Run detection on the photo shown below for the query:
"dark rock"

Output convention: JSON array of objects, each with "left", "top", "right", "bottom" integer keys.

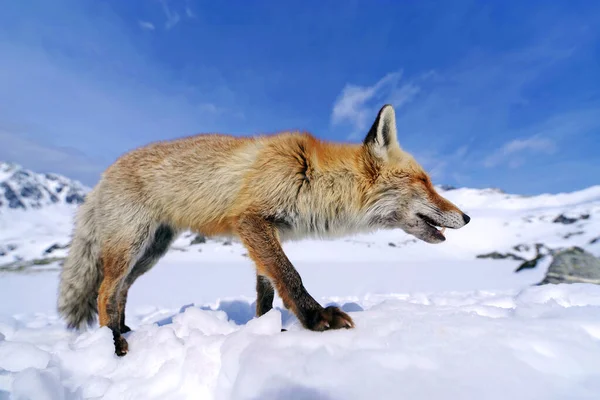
[
  {"left": 43, "top": 187, "right": 59, "bottom": 203},
  {"left": 514, "top": 243, "right": 558, "bottom": 273},
  {"left": 553, "top": 214, "right": 578, "bottom": 224},
  {"left": 44, "top": 243, "right": 70, "bottom": 255},
  {"left": 515, "top": 255, "right": 546, "bottom": 273},
  {"left": 1, "top": 182, "right": 25, "bottom": 209},
  {"left": 65, "top": 189, "right": 85, "bottom": 204},
  {"left": 513, "top": 244, "right": 530, "bottom": 252},
  {"left": 488, "top": 243, "right": 556, "bottom": 272},
  {"left": 476, "top": 252, "right": 525, "bottom": 261},
  {"left": 590, "top": 237, "right": 599, "bottom": 245},
  {"left": 388, "top": 242, "right": 396, "bottom": 247},
  {"left": 190, "top": 234, "right": 207, "bottom": 245},
  {"left": 1, "top": 244, "right": 18, "bottom": 257},
  {"left": 19, "top": 183, "right": 43, "bottom": 200},
  {"left": 563, "top": 231, "right": 584, "bottom": 239},
  {"left": 553, "top": 213, "right": 591, "bottom": 225},
  {"left": 439, "top": 184, "right": 457, "bottom": 191},
  {"left": 537, "top": 247, "right": 600, "bottom": 285},
  {"left": 535, "top": 243, "right": 554, "bottom": 256}
]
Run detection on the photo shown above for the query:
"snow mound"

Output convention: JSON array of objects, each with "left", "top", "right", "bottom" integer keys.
[{"left": 2, "top": 284, "right": 600, "bottom": 399}]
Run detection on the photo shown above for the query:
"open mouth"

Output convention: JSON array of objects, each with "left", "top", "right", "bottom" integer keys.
[{"left": 416, "top": 213, "right": 447, "bottom": 242}]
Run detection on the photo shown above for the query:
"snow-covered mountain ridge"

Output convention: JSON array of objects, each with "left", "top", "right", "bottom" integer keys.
[{"left": 0, "top": 161, "right": 89, "bottom": 211}]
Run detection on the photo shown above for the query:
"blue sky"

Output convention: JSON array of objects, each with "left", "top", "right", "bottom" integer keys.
[{"left": 0, "top": 0, "right": 598, "bottom": 195}]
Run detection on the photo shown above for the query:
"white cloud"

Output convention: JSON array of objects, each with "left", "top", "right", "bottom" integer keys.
[
  {"left": 198, "top": 103, "right": 221, "bottom": 114},
  {"left": 482, "top": 108, "right": 600, "bottom": 170},
  {"left": 139, "top": 21, "right": 155, "bottom": 31},
  {"left": 331, "top": 71, "right": 422, "bottom": 139},
  {"left": 160, "top": 0, "right": 181, "bottom": 30},
  {"left": 484, "top": 136, "right": 557, "bottom": 168},
  {"left": 504, "top": 137, "right": 556, "bottom": 154}
]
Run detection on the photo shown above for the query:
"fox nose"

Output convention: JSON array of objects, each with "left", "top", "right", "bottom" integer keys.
[{"left": 462, "top": 213, "right": 471, "bottom": 225}]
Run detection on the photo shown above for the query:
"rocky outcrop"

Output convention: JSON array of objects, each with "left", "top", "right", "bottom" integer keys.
[
  {"left": 0, "top": 244, "right": 17, "bottom": 257},
  {"left": 537, "top": 247, "right": 600, "bottom": 285},
  {"left": 44, "top": 243, "right": 70, "bottom": 255},
  {"left": 190, "top": 234, "right": 207, "bottom": 245},
  {"left": 553, "top": 213, "right": 590, "bottom": 225},
  {"left": 477, "top": 252, "right": 525, "bottom": 261},
  {"left": 514, "top": 243, "right": 555, "bottom": 272}
]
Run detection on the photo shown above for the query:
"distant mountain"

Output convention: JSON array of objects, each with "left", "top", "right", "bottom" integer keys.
[{"left": 0, "top": 162, "right": 89, "bottom": 211}]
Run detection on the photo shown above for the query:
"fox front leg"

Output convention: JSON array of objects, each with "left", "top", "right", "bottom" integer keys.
[{"left": 236, "top": 214, "right": 354, "bottom": 331}]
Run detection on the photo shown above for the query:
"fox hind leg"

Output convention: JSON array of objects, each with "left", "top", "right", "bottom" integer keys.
[
  {"left": 257, "top": 274, "right": 290, "bottom": 332},
  {"left": 98, "top": 221, "right": 156, "bottom": 356},
  {"left": 98, "top": 246, "right": 135, "bottom": 356},
  {"left": 116, "top": 224, "right": 176, "bottom": 333},
  {"left": 256, "top": 274, "right": 275, "bottom": 317}
]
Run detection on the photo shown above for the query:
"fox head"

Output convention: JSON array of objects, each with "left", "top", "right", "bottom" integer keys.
[{"left": 361, "top": 104, "right": 470, "bottom": 243}]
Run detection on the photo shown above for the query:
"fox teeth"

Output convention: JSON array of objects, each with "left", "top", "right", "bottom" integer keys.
[{"left": 440, "top": 227, "right": 446, "bottom": 235}]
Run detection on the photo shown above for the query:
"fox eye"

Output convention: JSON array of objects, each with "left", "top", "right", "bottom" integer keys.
[{"left": 419, "top": 176, "right": 428, "bottom": 184}]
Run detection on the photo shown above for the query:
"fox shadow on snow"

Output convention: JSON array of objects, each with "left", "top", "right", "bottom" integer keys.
[{"left": 154, "top": 299, "right": 364, "bottom": 329}]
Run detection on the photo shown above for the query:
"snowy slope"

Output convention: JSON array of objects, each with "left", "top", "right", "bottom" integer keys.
[
  {"left": 0, "top": 162, "right": 89, "bottom": 269},
  {"left": 1, "top": 163, "right": 600, "bottom": 399},
  {"left": 2, "top": 285, "right": 600, "bottom": 399}
]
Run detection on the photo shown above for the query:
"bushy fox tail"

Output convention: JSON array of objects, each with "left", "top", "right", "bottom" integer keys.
[{"left": 57, "top": 190, "right": 103, "bottom": 330}]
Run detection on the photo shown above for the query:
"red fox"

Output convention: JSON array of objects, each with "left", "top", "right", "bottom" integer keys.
[{"left": 58, "top": 104, "right": 470, "bottom": 356}]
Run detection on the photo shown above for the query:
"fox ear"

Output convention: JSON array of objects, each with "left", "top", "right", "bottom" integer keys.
[{"left": 363, "top": 104, "right": 399, "bottom": 161}]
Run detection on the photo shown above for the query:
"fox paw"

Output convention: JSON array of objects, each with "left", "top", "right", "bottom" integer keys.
[
  {"left": 120, "top": 324, "right": 132, "bottom": 334},
  {"left": 304, "top": 306, "right": 355, "bottom": 331},
  {"left": 114, "top": 335, "right": 129, "bottom": 357}
]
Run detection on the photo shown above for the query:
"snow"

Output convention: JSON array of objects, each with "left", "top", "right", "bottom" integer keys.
[
  {"left": 1, "top": 178, "right": 600, "bottom": 399},
  {"left": 2, "top": 285, "right": 600, "bottom": 399},
  {"left": 0, "top": 205, "right": 77, "bottom": 266},
  {"left": 0, "top": 342, "right": 51, "bottom": 372}
]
